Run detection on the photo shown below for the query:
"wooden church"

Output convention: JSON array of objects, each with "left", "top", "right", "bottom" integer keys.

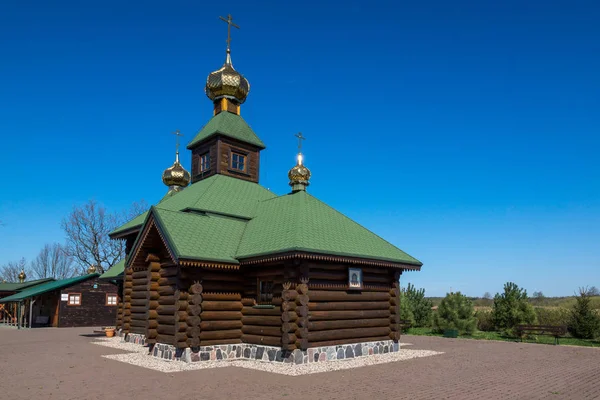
[{"left": 107, "top": 15, "right": 422, "bottom": 363}]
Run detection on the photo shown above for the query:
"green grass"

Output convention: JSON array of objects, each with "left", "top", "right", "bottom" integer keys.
[{"left": 404, "top": 327, "right": 600, "bottom": 347}]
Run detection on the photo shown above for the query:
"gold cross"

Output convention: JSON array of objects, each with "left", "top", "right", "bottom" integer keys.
[
  {"left": 294, "top": 132, "right": 306, "bottom": 152},
  {"left": 172, "top": 129, "right": 183, "bottom": 153},
  {"left": 219, "top": 14, "right": 240, "bottom": 51}
]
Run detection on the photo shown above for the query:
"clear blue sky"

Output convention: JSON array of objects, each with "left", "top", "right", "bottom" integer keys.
[{"left": 0, "top": 0, "right": 598, "bottom": 296}]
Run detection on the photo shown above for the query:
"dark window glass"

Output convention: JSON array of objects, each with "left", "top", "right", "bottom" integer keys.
[
  {"left": 200, "top": 153, "right": 210, "bottom": 172},
  {"left": 258, "top": 280, "right": 274, "bottom": 303},
  {"left": 231, "top": 153, "right": 246, "bottom": 171}
]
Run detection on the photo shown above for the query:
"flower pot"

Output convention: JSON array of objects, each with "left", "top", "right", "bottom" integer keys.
[{"left": 105, "top": 328, "right": 115, "bottom": 337}]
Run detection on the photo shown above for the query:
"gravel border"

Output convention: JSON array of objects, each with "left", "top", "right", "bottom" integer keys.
[{"left": 92, "top": 338, "right": 443, "bottom": 376}]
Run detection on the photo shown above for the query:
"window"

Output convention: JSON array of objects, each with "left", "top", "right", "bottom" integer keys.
[
  {"left": 106, "top": 294, "right": 118, "bottom": 306},
  {"left": 258, "top": 280, "right": 274, "bottom": 303},
  {"left": 199, "top": 152, "right": 210, "bottom": 172},
  {"left": 231, "top": 152, "right": 246, "bottom": 172},
  {"left": 67, "top": 293, "right": 81, "bottom": 306}
]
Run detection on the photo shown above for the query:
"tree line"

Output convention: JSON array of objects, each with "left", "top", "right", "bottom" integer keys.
[{"left": 0, "top": 199, "right": 146, "bottom": 282}]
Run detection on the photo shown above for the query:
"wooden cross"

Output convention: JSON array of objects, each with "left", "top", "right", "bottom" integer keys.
[
  {"left": 219, "top": 14, "right": 240, "bottom": 51},
  {"left": 172, "top": 129, "right": 183, "bottom": 153},
  {"left": 295, "top": 132, "right": 306, "bottom": 153}
]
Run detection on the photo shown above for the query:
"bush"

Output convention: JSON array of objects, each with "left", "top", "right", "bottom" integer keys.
[
  {"left": 491, "top": 282, "right": 536, "bottom": 332},
  {"left": 534, "top": 307, "right": 571, "bottom": 327},
  {"left": 569, "top": 288, "right": 600, "bottom": 339},
  {"left": 405, "top": 283, "right": 433, "bottom": 327},
  {"left": 399, "top": 289, "right": 415, "bottom": 326},
  {"left": 475, "top": 310, "right": 494, "bottom": 331},
  {"left": 432, "top": 292, "right": 476, "bottom": 335}
]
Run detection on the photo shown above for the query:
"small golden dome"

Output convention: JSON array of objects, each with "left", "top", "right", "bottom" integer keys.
[
  {"left": 205, "top": 51, "right": 250, "bottom": 104},
  {"left": 18, "top": 270, "right": 26, "bottom": 283},
  {"left": 288, "top": 153, "right": 311, "bottom": 192},
  {"left": 87, "top": 265, "right": 97, "bottom": 274},
  {"left": 162, "top": 152, "right": 191, "bottom": 189}
]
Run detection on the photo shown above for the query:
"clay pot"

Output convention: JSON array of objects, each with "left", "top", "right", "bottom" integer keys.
[{"left": 105, "top": 328, "right": 115, "bottom": 337}]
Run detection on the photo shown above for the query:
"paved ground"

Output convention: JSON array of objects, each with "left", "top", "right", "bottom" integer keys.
[{"left": 1, "top": 326, "right": 599, "bottom": 400}]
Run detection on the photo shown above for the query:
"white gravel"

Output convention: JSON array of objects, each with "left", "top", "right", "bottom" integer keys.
[{"left": 92, "top": 337, "right": 443, "bottom": 376}]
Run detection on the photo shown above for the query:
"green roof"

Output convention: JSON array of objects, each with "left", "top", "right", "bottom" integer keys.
[
  {"left": 236, "top": 191, "right": 422, "bottom": 265},
  {"left": 0, "top": 274, "right": 100, "bottom": 303},
  {"left": 187, "top": 112, "right": 266, "bottom": 150},
  {"left": 127, "top": 177, "right": 421, "bottom": 267},
  {"left": 99, "top": 259, "right": 125, "bottom": 280},
  {"left": 153, "top": 207, "right": 247, "bottom": 264},
  {"left": 0, "top": 278, "right": 55, "bottom": 293}
]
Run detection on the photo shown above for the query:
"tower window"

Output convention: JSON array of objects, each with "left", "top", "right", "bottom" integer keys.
[
  {"left": 199, "top": 153, "right": 210, "bottom": 172},
  {"left": 231, "top": 153, "right": 246, "bottom": 172}
]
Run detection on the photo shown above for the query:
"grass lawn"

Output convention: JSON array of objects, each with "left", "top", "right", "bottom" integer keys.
[{"left": 404, "top": 327, "right": 600, "bottom": 347}]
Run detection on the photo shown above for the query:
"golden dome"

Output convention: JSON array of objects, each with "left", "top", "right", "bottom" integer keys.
[
  {"left": 87, "top": 265, "right": 97, "bottom": 274},
  {"left": 162, "top": 152, "right": 191, "bottom": 189},
  {"left": 18, "top": 270, "right": 26, "bottom": 283},
  {"left": 288, "top": 153, "right": 311, "bottom": 192},
  {"left": 205, "top": 51, "right": 250, "bottom": 104}
]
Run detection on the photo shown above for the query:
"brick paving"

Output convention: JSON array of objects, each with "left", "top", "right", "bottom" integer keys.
[{"left": 1, "top": 326, "right": 599, "bottom": 400}]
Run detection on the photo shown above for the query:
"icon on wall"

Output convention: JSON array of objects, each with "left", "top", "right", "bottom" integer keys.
[{"left": 348, "top": 267, "right": 363, "bottom": 290}]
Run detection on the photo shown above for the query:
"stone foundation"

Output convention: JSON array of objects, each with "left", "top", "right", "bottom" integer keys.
[
  {"left": 124, "top": 332, "right": 146, "bottom": 346},
  {"left": 149, "top": 340, "right": 400, "bottom": 364}
]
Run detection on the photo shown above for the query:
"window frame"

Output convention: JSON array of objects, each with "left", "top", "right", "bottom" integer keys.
[
  {"left": 256, "top": 278, "right": 274, "bottom": 304},
  {"left": 67, "top": 293, "right": 82, "bottom": 306},
  {"left": 105, "top": 294, "right": 118, "bottom": 306},
  {"left": 230, "top": 152, "right": 247, "bottom": 173},
  {"left": 199, "top": 152, "right": 211, "bottom": 173}
]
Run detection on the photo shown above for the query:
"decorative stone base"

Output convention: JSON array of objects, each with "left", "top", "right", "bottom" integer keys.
[
  {"left": 124, "top": 333, "right": 146, "bottom": 346},
  {"left": 150, "top": 340, "right": 400, "bottom": 365}
]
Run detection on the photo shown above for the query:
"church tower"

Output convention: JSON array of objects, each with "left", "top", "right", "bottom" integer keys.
[{"left": 187, "top": 15, "right": 265, "bottom": 184}]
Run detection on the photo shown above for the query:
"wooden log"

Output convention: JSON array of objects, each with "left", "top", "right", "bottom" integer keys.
[
  {"left": 199, "top": 329, "right": 242, "bottom": 340},
  {"left": 241, "top": 307, "right": 281, "bottom": 316},
  {"left": 296, "top": 306, "right": 309, "bottom": 317},
  {"left": 202, "top": 301, "right": 243, "bottom": 311},
  {"left": 271, "top": 297, "right": 283, "bottom": 306},
  {"left": 130, "top": 319, "right": 147, "bottom": 328},
  {"left": 199, "top": 320, "right": 242, "bottom": 331},
  {"left": 178, "top": 301, "right": 188, "bottom": 311},
  {"left": 156, "top": 333, "right": 187, "bottom": 344},
  {"left": 187, "top": 326, "right": 201, "bottom": 339},
  {"left": 282, "top": 290, "right": 298, "bottom": 302},
  {"left": 307, "top": 327, "right": 391, "bottom": 342},
  {"left": 132, "top": 277, "right": 148, "bottom": 286},
  {"left": 281, "top": 322, "right": 298, "bottom": 333},
  {"left": 159, "top": 267, "right": 179, "bottom": 278},
  {"left": 124, "top": 281, "right": 133, "bottom": 289},
  {"left": 156, "top": 323, "right": 187, "bottom": 335},
  {"left": 199, "top": 338, "right": 242, "bottom": 346},
  {"left": 296, "top": 283, "right": 308, "bottom": 295},
  {"left": 390, "top": 331, "right": 401, "bottom": 341},
  {"left": 188, "top": 304, "right": 202, "bottom": 316},
  {"left": 202, "top": 293, "right": 242, "bottom": 301},
  {"left": 309, "top": 301, "right": 390, "bottom": 311},
  {"left": 296, "top": 294, "right": 309, "bottom": 306},
  {"left": 157, "top": 315, "right": 175, "bottom": 324},
  {"left": 130, "top": 298, "right": 149, "bottom": 307},
  {"left": 158, "top": 286, "right": 176, "bottom": 296},
  {"left": 201, "top": 311, "right": 243, "bottom": 321},
  {"left": 130, "top": 306, "right": 148, "bottom": 314},
  {"left": 132, "top": 271, "right": 148, "bottom": 279},
  {"left": 281, "top": 311, "right": 298, "bottom": 322},
  {"left": 148, "top": 262, "right": 161, "bottom": 272},
  {"left": 309, "top": 310, "right": 390, "bottom": 321},
  {"left": 241, "top": 298, "right": 256, "bottom": 307},
  {"left": 132, "top": 284, "right": 148, "bottom": 292},
  {"left": 308, "top": 335, "right": 391, "bottom": 348},
  {"left": 201, "top": 273, "right": 243, "bottom": 282},
  {"left": 281, "top": 301, "right": 296, "bottom": 312},
  {"left": 148, "top": 320, "right": 158, "bottom": 329},
  {"left": 241, "top": 316, "right": 282, "bottom": 326},
  {"left": 281, "top": 332, "right": 297, "bottom": 344},
  {"left": 242, "top": 325, "right": 282, "bottom": 336},
  {"left": 201, "top": 283, "right": 243, "bottom": 292},
  {"left": 389, "top": 297, "right": 399, "bottom": 306},
  {"left": 309, "top": 291, "right": 390, "bottom": 302},
  {"left": 308, "top": 271, "right": 347, "bottom": 281},
  {"left": 157, "top": 305, "right": 177, "bottom": 315},
  {"left": 241, "top": 334, "right": 281, "bottom": 347},
  {"left": 294, "top": 338, "right": 308, "bottom": 350},
  {"left": 157, "top": 296, "right": 177, "bottom": 306},
  {"left": 158, "top": 276, "right": 179, "bottom": 286},
  {"left": 389, "top": 306, "right": 399, "bottom": 315},
  {"left": 146, "top": 329, "right": 157, "bottom": 339},
  {"left": 308, "top": 318, "right": 390, "bottom": 331}
]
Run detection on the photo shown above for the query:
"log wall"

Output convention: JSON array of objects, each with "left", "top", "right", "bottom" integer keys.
[
  {"left": 144, "top": 254, "right": 161, "bottom": 344},
  {"left": 155, "top": 262, "right": 187, "bottom": 348},
  {"left": 306, "top": 263, "right": 394, "bottom": 347},
  {"left": 122, "top": 265, "right": 133, "bottom": 334}
]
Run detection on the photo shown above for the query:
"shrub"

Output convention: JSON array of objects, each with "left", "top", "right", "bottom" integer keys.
[
  {"left": 534, "top": 307, "right": 571, "bottom": 327},
  {"left": 399, "top": 289, "right": 415, "bottom": 326},
  {"left": 491, "top": 282, "right": 536, "bottom": 332},
  {"left": 432, "top": 292, "right": 476, "bottom": 335},
  {"left": 475, "top": 309, "right": 494, "bottom": 331},
  {"left": 405, "top": 283, "right": 433, "bottom": 327},
  {"left": 569, "top": 288, "right": 600, "bottom": 339}
]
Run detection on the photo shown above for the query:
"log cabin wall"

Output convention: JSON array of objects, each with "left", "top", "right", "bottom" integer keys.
[
  {"left": 115, "top": 281, "right": 124, "bottom": 330},
  {"left": 180, "top": 267, "right": 244, "bottom": 347},
  {"left": 129, "top": 265, "right": 148, "bottom": 335},
  {"left": 306, "top": 262, "right": 394, "bottom": 347},
  {"left": 155, "top": 261, "right": 187, "bottom": 348},
  {"left": 122, "top": 266, "right": 133, "bottom": 334}
]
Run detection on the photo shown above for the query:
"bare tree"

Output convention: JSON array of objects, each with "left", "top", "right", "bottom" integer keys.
[
  {"left": 62, "top": 199, "right": 147, "bottom": 274},
  {"left": 0, "top": 258, "right": 28, "bottom": 282},
  {"left": 588, "top": 286, "right": 600, "bottom": 296},
  {"left": 483, "top": 292, "right": 492, "bottom": 300},
  {"left": 30, "top": 243, "right": 77, "bottom": 280}
]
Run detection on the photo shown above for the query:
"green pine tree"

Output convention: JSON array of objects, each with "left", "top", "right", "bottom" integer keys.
[
  {"left": 491, "top": 282, "right": 536, "bottom": 332},
  {"left": 399, "top": 289, "right": 415, "bottom": 326},
  {"left": 432, "top": 291, "right": 477, "bottom": 335},
  {"left": 405, "top": 283, "right": 433, "bottom": 327},
  {"left": 569, "top": 287, "right": 600, "bottom": 339}
]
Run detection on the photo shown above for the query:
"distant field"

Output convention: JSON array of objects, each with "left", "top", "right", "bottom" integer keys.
[{"left": 427, "top": 296, "right": 600, "bottom": 309}]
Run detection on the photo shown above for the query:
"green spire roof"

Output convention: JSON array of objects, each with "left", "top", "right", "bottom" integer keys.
[
  {"left": 187, "top": 112, "right": 266, "bottom": 150},
  {"left": 99, "top": 259, "right": 125, "bottom": 280},
  {"left": 0, "top": 274, "right": 100, "bottom": 303},
  {"left": 0, "top": 278, "right": 55, "bottom": 293}
]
